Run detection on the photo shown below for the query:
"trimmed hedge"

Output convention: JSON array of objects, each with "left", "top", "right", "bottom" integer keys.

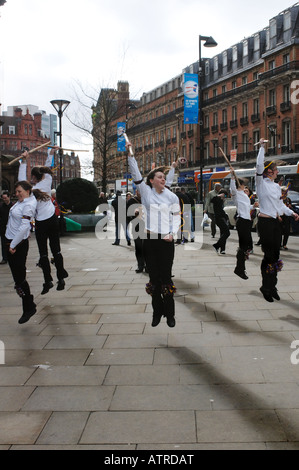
[{"left": 56, "top": 178, "right": 99, "bottom": 214}]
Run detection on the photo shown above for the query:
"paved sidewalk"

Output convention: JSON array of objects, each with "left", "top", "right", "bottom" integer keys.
[{"left": 1, "top": 222, "right": 299, "bottom": 450}]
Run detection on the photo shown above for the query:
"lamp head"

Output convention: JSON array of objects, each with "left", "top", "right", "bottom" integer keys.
[
  {"left": 202, "top": 36, "right": 218, "bottom": 47},
  {"left": 50, "top": 99, "right": 70, "bottom": 115}
]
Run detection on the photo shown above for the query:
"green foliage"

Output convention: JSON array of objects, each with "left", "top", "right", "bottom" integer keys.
[{"left": 56, "top": 178, "right": 99, "bottom": 214}]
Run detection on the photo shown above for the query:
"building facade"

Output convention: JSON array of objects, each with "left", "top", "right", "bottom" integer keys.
[
  {"left": 93, "top": 4, "right": 299, "bottom": 196},
  {"left": 0, "top": 107, "right": 81, "bottom": 191}
]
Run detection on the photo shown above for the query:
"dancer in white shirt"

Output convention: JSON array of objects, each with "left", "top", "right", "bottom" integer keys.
[
  {"left": 126, "top": 142, "right": 181, "bottom": 327},
  {"left": 19, "top": 148, "right": 68, "bottom": 294},
  {"left": 256, "top": 139, "right": 299, "bottom": 302},
  {"left": 230, "top": 174, "right": 255, "bottom": 279},
  {"left": 5, "top": 180, "right": 37, "bottom": 324}
]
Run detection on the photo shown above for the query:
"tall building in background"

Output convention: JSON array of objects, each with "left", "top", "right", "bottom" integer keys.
[{"left": 3, "top": 105, "right": 57, "bottom": 143}]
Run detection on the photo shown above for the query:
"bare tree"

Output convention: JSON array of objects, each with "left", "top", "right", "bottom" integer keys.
[{"left": 68, "top": 80, "right": 129, "bottom": 194}]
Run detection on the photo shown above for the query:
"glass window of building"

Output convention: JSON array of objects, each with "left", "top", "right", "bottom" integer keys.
[
  {"left": 284, "top": 11, "right": 291, "bottom": 31},
  {"left": 223, "top": 51, "right": 227, "bottom": 67}
]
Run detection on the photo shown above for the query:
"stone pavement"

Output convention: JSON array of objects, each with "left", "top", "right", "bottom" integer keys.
[{"left": 1, "top": 221, "right": 299, "bottom": 450}]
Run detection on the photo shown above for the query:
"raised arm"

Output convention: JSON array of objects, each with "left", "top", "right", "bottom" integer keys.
[{"left": 18, "top": 150, "right": 29, "bottom": 181}]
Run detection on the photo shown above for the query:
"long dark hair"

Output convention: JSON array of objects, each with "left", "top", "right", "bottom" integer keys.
[
  {"left": 32, "top": 189, "right": 51, "bottom": 202},
  {"left": 31, "top": 166, "right": 53, "bottom": 182}
]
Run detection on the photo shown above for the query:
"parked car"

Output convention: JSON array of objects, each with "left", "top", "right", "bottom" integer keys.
[{"left": 224, "top": 198, "right": 259, "bottom": 230}]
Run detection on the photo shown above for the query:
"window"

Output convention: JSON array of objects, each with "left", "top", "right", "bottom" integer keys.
[
  {"left": 9, "top": 126, "right": 15, "bottom": 135},
  {"left": 222, "top": 137, "right": 228, "bottom": 155},
  {"left": 213, "top": 89, "right": 217, "bottom": 97},
  {"left": 284, "top": 11, "right": 291, "bottom": 31},
  {"left": 242, "top": 102, "right": 248, "bottom": 118},
  {"left": 253, "top": 71, "right": 259, "bottom": 81},
  {"left": 232, "top": 105, "right": 237, "bottom": 120},
  {"left": 205, "top": 61, "right": 209, "bottom": 76},
  {"left": 222, "top": 85, "right": 227, "bottom": 94},
  {"left": 282, "top": 121, "right": 291, "bottom": 147},
  {"left": 253, "top": 98, "right": 259, "bottom": 114},
  {"left": 222, "top": 109, "right": 227, "bottom": 123},
  {"left": 214, "top": 56, "right": 218, "bottom": 71},
  {"left": 243, "top": 40, "right": 248, "bottom": 57},
  {"left": 173, "top": 126, "right": 176, "bottom": 139},
  {"left": 253, "top": 129, "right": 260, "bottom": 145},
  {"left": 283, "top": 84, "right": 290, "bottom": 102},
  {"left": 270, "top": 19, "right": 276, "bottom": 39},
  {"left": 232, "top": 46, "right": 238, "bottom": 62},
  {"left": 232, "top": 80, "right": 237, "bottom": 89},
  {"left": 283, "top": 53, "right": 290, "bottom": 64},
  {"left": 254, "top": 34, "right": 260, "bottom": 51},
  {"left": 268, "top": 60, "right": 275, "bottom": 70},
  {"left": 242, "top": 133, "right": 249, "bottom": 153},
  {"left": 269, "top": 89, "right": 276, "bottom": 106},
  {"left": 213, "top": 112, "right": 218, "bottom": 126},
  {"left": 232, "top": 135, "right": 238, "bottom": 149},
  {"left": 24, "top": 125, "right": 28, "bottom": 135},
  {"left": 189, "top": 143, "right": 194, "bottom": 163},
  {"left": 204, "top": 115, "right": 209, "bottom": 127},
  {"left": 223, "top": 51, "right": 227, "bottom": 67},
  {"left": 213, "top": 141, "right": 218, "bottom": 158},
  {"left": 205, "top": 141, "right": 210, "bottom": 159},
  {"left": 242, "top": 76, "right": 248, "bottom": 85}
]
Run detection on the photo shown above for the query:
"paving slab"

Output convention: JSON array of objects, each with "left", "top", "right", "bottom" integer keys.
[{"left": 0, "top": 228, "right": 299, "bottom": 450}]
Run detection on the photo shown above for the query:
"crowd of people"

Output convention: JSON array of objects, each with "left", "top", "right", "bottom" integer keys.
[{"left": 1, "top": 139, "right": 299, "bottom": 326}]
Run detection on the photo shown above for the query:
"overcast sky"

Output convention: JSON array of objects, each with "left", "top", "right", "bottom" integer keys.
[{"left": 0, "top": 0, "right": 291, "bottom": 177}]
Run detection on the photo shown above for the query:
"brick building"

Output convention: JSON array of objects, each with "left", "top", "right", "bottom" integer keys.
[
  {"left": 93, "top": 4, "right": 299, "bottom": 196},
  {"left": 0, "top": 107, "right": 81, "bottom": 192}
]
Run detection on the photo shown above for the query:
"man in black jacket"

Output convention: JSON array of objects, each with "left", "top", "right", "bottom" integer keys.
[
  {"left": 111, "top": 191, "right": 131, "bottom": 246},
  {"left": 0, "top": 191, "right": 13, "bottom": 264},
  {"left": 212, "top": 189, "right": 230, "bottom": 255}
]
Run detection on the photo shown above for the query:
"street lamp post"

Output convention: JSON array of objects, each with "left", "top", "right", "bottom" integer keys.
[
  {"left": 50, "top": 99, "right": 70, "bottom": 185},
  {"left": 125, "top": 103, "right": 137, "bottom": 192},
  {"left": 198, "top": 35, "right": 217, "bottom": 204}
]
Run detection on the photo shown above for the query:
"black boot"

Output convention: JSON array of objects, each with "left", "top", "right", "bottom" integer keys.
[
  {"left": 16, "top": 281, "right": 37, "bottom": 324},
  {"left": 53, "top": 252, "right": 68, "bottom": 280},
  {"left": 234, "top": 249, "right": 248, "bottom": 280}
]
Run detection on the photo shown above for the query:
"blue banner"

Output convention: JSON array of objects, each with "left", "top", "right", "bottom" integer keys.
[
  {"left": 117, "top": 122, "right": 126, "bottom": 152},
  {"left": 184, "top": 73, "right": 199, "bottom": 124}
]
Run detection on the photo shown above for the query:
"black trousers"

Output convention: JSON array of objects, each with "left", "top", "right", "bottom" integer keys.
[
  {"left": 143, "top": 236, "right": 175, "bottom": 319},
  {"left": 35, "top": 215, "right": 67, "bottom": 283},
  {"left": 6, "top": 238, "right": 35, "bottom": 313},
  {"left": 258, "top": 217, "right": 282, "bottom": 293},
  {"left": 235, "top": 217, "right": 252, "bottom": 272},
  {"left": 214, "top": 216, "right": 230, "bottom": 251}
]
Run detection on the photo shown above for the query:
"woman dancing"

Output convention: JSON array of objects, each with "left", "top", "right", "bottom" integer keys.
[
  {"left": 19, "top": 148, "right": 68, "bottom": 294},
  {"left": 5, "top": 180, "right": 37, "bottom": 324},
  {"left": 256, "top": 139, "right": 299, "bottom": 302},
  {"left": 126, "top": 142, "right": 181, "bottom": 327}
]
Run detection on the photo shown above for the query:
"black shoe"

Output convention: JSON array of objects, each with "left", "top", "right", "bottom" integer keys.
[
  {"left": 135, "top": 268, "right": 144, "bottom": 273},
  {"left": 18, "top": 305, "right": 37, "bottom": 324},
  {"left": 260, "top": 287, "right": 273, "bottom": 303},
  {"left": 213, "top": 244, "right": 219, "bottom": 254},
  {"left": 41, "top": 281, "right": 54, "bottom": 295},
  {"left": 234, "top": 268, "right": 248, "bottom": 280},
  {"left": 112, "top": 242, "right": 119, "bottom": 246},
  {"left": 127, "top": 240, "right": 131, "bottom": 246},
  {"left": 0, "top": 260, "right": 7, "bottom": 265},
  {"left": 272, "top": 290, "right": 280, "bottom": 301},
  {"left": 166, "top": 316, "right": 176, "bottom": 328},
  {"left": 151, "top": 314, "right": 162, "bottom": 327},
  {"left": 57, "top": 279, "right": 65, "bottom": 291}
]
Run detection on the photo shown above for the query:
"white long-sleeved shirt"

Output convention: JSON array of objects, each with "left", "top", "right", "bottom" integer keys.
[
  {"left": 230, "top": 179, "right": 251, "bottom": 221},
  {"left": 128, "top": 156, "right": 181, "bottom": 235},
  {"left": 255, "top": 147, "right": 294, "bottom": 219},
  {"left": 18, "top": 149, "right": 55, "bottom": 221},
  {"left": 5, "top": 195, "right": 37, "bottom": 249}
]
